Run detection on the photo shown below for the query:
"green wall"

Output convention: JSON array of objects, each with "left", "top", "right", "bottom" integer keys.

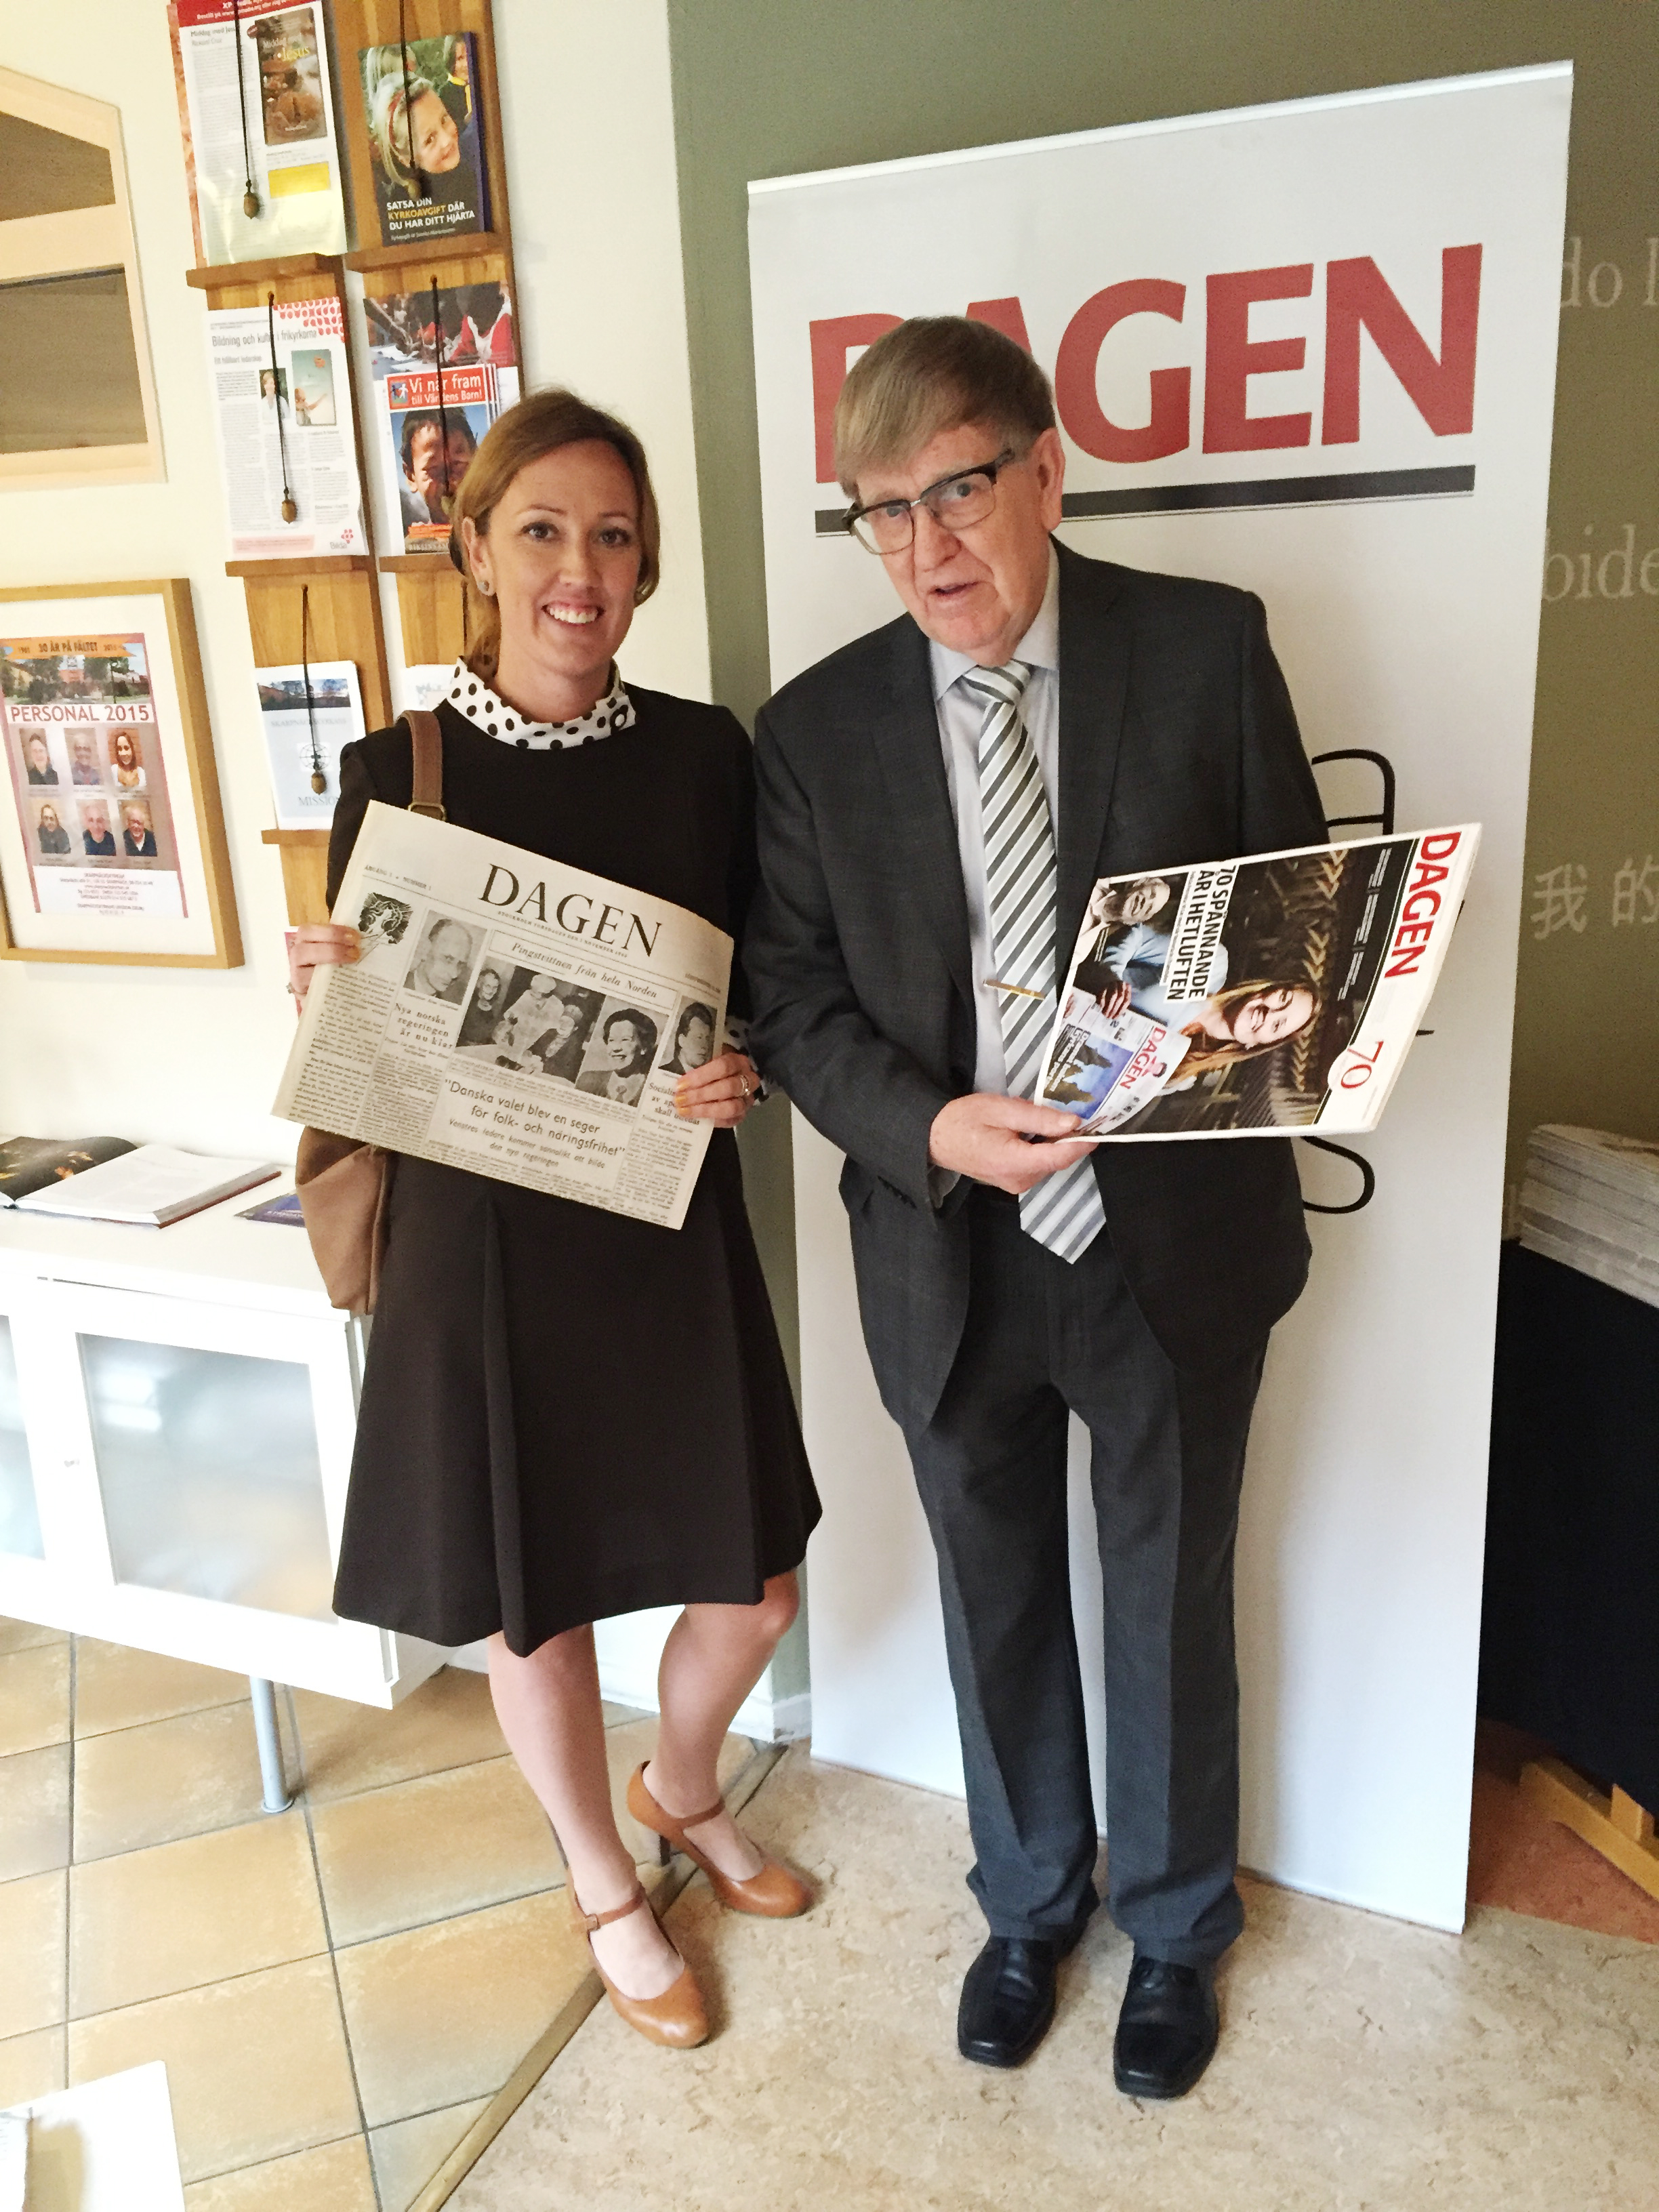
[{"left": 670, "top": 0, "right": 1659, "bottom": 1200}]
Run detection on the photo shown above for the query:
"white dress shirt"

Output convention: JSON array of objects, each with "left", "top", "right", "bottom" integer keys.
[{"left": 929, "top": 547, "right": 1061, "bottom": 1095}]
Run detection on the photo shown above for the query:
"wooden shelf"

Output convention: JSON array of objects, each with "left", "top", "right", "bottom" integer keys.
[
  {"left": 342, "top": 230, "right": 509, "bottom": 274},
  {"left": 226, "top": 556, "right": 376, "bottom": 580},
  {"left": 184, "top": 253, "right": 335, "bottom": 291},
  {"left": 261, "top": 830, "right": 332, "bottom": 929},
  {"left": 377, "top": 555, "right": 455, "bottom": 575}
]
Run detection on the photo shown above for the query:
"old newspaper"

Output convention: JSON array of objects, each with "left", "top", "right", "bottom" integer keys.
[
  {"left": 273, "top": 802, "right": 732, "bottom": 1229},
  {"left": 1037, "top": 825, "right": 1480, "bottom": 1140}
]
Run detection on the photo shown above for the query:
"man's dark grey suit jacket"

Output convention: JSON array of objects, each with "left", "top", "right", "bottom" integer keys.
[{"left": 744, "top": 539, "right": 1329, "bottom": 1433}]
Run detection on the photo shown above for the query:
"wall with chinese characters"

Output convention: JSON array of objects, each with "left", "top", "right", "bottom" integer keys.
[{"left": 667, "top": 0, "right": 1659, "bottom": 1205}]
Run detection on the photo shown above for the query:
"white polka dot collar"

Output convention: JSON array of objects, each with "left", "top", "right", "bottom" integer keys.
[{"left": 444, "top": 659, "right": 636, "bottom": 750}]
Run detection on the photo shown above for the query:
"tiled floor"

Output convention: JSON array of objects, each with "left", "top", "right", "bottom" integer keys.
[{"left": 0, "top": 1620, "right": 765, "bottom": 2209}]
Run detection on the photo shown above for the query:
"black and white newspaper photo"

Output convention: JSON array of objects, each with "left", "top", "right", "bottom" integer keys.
[
  {"left": 1037, "top": 825, "right": 1481, "bottom": 1140},
  {"left": 273, "top": 802, "right": 733, "bottom": 1229}
]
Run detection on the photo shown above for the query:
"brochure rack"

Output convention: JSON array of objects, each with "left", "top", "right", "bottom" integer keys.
[
  {"left": 334, "top": 0, "right": 518, "bottom": 678},
  {"left": 186, "top": 253, "right": 390, "bottom": 926}
]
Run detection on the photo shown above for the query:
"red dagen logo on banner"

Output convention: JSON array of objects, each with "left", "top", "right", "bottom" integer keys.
[{"left": 808, "top": 246, "right": 1482, "bottom": 524}]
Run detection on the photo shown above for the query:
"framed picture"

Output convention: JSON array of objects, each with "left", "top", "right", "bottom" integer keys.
[{"left": 0, "top": 581, "right": 241, "bottom": 967}]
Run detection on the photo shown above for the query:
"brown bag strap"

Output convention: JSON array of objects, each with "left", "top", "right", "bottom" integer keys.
[{"left": 403, "top": 708, "right": 445, "bottom": 821}]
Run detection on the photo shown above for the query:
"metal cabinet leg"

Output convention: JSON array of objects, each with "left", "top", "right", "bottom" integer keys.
[{"left": 249, "top": 1678, "right": 294, "bottom": 1812}]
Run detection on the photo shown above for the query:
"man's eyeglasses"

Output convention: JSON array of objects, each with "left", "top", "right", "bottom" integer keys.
[{"left": 841, "top": 449, "right": 1020, "bottom": 554}]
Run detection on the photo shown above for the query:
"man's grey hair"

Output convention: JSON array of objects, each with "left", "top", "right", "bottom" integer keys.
[{"left": 834, "top": 316, "right": 1057, "bottom": 494}]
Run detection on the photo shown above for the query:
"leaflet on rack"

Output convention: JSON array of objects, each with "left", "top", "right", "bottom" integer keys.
[
  {"left": 205, "top": 298, "right": 367, "bottom": 560},
  {"left": 170, "top": 0, "right": 348, "bottom": 265},
  {"left": 273, "top": 804, "right": 733, "bottom": 1231},
  {"left": 1036, "top": 825, "right": 1479, "bottom": 1140},
  {"left": 255, "top": 661, "right": 367, "bottom": 829}
]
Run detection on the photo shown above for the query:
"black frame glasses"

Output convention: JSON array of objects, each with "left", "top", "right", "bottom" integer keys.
[{"left": 841, "top": 448, "right": 1020, "bottom": 554}]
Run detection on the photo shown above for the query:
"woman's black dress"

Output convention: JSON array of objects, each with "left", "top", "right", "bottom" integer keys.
[{"left": 325, "top": 691, "right": 820, "bottom": 1655}]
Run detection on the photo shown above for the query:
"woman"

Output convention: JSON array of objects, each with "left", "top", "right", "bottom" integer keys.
[
  {"left": 288, "top": 390, "right": 819, "bottom": 2052},
  {"left": 455, "top": 962, "right": 506, "bottom": 1048},
  {"left": 661, "top": 1002, "right": 716, "bottom": 1077},
  {"left": 110, "top": 729, "right": 144, "bottom": 790},
  {"left": 1174, "top": 979, "right": 1319, "bottom": 1080},
  {"left": 575, "top": 1008, "right": 656, "bottom": 1105},
  {"left": 36, "top": 802, "right": 69, "bottom": 855}
]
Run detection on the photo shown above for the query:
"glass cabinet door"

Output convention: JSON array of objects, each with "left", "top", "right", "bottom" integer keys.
[
  {"left": 0, "top": 1315, "right": 44, "bottom": 1559},
  {"left": 80, "top": 1334, "right": 335, "bottom": 1619}
]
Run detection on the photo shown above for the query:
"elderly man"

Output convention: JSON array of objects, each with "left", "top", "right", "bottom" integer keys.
[
  {"left": 403, "top": 915, "right": 473, "bottom": 1003},
  {"left": 745, "top": 319, "right": 1326, "bottom": 2093}
]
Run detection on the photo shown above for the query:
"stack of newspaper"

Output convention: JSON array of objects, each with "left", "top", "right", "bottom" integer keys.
[{"left": 1517, "top": 1124, "right": 1659, "bottom": 1311}]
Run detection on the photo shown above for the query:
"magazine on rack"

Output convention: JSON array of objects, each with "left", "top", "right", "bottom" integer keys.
[
  {"left": 357, "top": 32, "right": 489, "bottom": 245},
  {"left": 1036, "top": 825, "right": 1479, "bottom": 1140},
  {"left": 170, "top": 0, "right": 348, "bottom": 265},
  {"left": 273, "top": 804, "right": 733, "bottom": 1231},
  {"left": 363, "top": 282, "right": 518, "bottom": 553}
]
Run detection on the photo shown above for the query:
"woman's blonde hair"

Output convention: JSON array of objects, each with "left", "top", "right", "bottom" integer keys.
[
  {"left": 1179, "top": 980, "right": 1321, "bottom": 1080},
  {"left": 367, "top": 66, "right": 439, "bottom": 198},
  {"left": 448, "top": 388, "right": 661, "bottom": 684}
]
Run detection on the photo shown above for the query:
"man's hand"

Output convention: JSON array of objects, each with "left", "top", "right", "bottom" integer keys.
[
  {"left": 1097, "top": 980, "right": 1130, "bottom": 1020},
  {"left": 928, "top": 1092, "right": 1095, "bottom": 1195}
]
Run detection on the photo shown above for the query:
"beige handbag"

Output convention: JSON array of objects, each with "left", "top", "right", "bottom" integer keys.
[{"left": 295, "top": 710, "right": 445, "bottom": 1314}]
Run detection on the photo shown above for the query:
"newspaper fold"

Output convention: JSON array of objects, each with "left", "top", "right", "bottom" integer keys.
[
  {"left": 274, "top": 804, "right": 732, "bottom": 1230},
  {"left": 1037, "top": 825, "right": 1480, "bottom": 1139}
]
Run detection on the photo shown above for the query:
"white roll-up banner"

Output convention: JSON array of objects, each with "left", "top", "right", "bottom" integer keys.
[{"left": 749, "top": 66, "right": 1571, "bottom": 1931}]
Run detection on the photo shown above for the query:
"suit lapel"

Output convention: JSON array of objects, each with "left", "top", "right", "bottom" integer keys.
[
  {"left": 1054, "top": 541, "right": 1132, "bottom": 988},
  {"left": 873, "top": 618, "right": 975, "bottom": 1014}
]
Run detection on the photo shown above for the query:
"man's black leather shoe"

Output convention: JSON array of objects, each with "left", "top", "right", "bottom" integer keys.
[
  {"left": 956, "top": 1937, "right": 1062, "bottom": 2068},
  {"left": 1112, "top": 1954, "right": 1220, "bottom": 2098}
]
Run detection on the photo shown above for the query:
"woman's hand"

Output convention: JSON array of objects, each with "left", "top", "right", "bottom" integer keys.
[
  {"left": 1097, "top": 980, "right": 1131, "bottom": 1020},
  {"left": 287, "top": 923, "right": 359, "bottom": 1008},
  {"left": 674, "top": 1051, "right": 761, "bottom": 1126}
]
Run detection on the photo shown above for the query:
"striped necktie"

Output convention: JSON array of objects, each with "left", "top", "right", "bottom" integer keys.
[{"left": 965, "top": 661, "right": 1106, "bottom": 1264}]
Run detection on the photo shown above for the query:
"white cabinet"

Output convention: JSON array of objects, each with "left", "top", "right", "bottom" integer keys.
[{"left": 0, "top": 1189, "right": 443, "bottom": 1706}]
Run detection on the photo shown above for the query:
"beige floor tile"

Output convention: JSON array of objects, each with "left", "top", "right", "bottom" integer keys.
[
  {"left": 294, "top": 1668, "right": 506, "bottom": 1801},
  {"left": 370, "top": 2097, "right": 491, "bottom": 2212},
  {"left": 0, "top": 1868, "right": 66, "bottom": 2039},
  {"left": 312, "top": 1756, "right": 562, "bottom": 1948},
  {"left": 0, "top": 1639, "right": 70, "bottom": 1757},
  {"left": 602, "top": 1717, "right": 758, "bottom": 1864},
  {"left": 182, "top": 2134, "right": 376, "bottom": 2212},
  {"left": 601, "top": 1699, "right": 651, "bottom": 1727},
  {"left": 335, "top": 1887, "right": 594, "bottom": 2129},
  {"left": 0, "top": 1618, "right": 66, "bottom": 1657},
  {"left": 73, "top": 1698, "right": 275, "bottom": 1860},
  {"left": 0, "top": 1741, "right": 70, "bottom": 1881},
  {"left": 0, "top": 2026, "right": 65, "bottom": 2105},
  {"left": 70, "top": 1808, "right": 327, "bottom": 2018},
  {"left": 74, "top": 1639, "right": 247, "bottom": 1738},
  {"left": 69, "top": 1956, "right": 360, "bottom": 2186}
]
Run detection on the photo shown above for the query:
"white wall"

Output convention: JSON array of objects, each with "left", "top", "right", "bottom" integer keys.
[{"left": 0, "top": 0, "right": 710, "bottom": 1158}]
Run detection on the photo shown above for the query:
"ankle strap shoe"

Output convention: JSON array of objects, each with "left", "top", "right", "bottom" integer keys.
[{"left": 628, "top": 1763, "right": 812, "bottom": 1918}]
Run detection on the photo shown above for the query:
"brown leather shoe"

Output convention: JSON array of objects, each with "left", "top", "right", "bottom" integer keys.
[
  {"left": 628, "top": 1762, "right": 813, "bottom": 1918},
  {"left": 568, "top": 1879, "right": 708, "bottom": 2048}
]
